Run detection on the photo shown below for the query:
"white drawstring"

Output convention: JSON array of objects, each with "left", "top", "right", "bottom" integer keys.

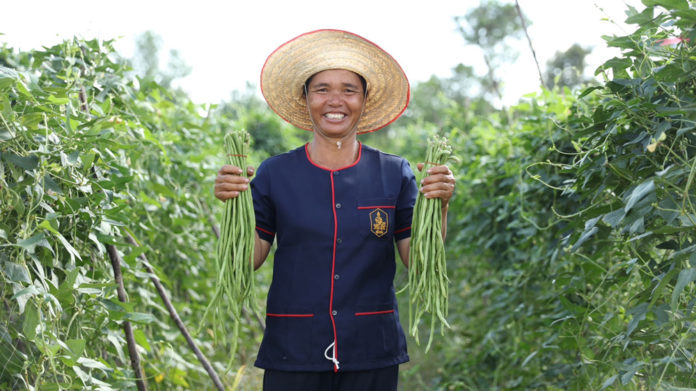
[{"left": 324, "top": 341, "right": 340, "bottom": 370}]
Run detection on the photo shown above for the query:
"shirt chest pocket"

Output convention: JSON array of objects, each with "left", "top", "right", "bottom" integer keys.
[{"left": 356, "top": 198, "right": 396, "bottom": 240}]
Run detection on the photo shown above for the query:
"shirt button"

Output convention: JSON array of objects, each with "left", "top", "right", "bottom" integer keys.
[
  {"left": 336, "top": 238, "right": 342, "bottom": 244},
  {"left": 336, "top": 203, "right": 341, "bottom": 209},
  {"left": 333, "top": 171, "right": 340, "bottom": 176},
  {"left": 332, "top": 310, "right": 338, "bottom": 316},
  {"left": 334, "top": 274, "right": 340, "bottom": 280}
]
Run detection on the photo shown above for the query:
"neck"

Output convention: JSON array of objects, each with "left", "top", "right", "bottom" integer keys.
[{"left": 309, "top": 136, "right": 359, "bottom": 170}]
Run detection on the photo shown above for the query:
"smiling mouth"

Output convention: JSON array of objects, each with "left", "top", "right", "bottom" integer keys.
[{"left": 324, "top": 113, "right": 346, "bottom": 120}]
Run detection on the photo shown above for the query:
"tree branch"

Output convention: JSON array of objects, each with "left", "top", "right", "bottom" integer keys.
[
  {"left": 124, "top": 233, "right": 226, "bottom": 391},
  {"left": 79, "top": 83, "right": 148, "bottom": 391},
  {"left": 515, "top": 0, "right": 547, "bottom": 89},
  {"left": 106, "top": 244, "right": 148, "bottom": 391}
]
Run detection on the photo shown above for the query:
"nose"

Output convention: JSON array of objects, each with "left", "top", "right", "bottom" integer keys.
[{"left": 327, "top": 90, "right": 342, "bottom": 105}]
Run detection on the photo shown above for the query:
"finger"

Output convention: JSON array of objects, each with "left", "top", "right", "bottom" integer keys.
[
  {"left": 421, "top": 173, "right": 455, "bottom": 187},
  {"left": 218, "top": 164, "right": 243, "bottom": 175},
  {"left": 214, "top": 182, "right": 249, "bottom": 192},
  {"left": 423, "top": 165, "right": 452, "bottom": 175},
  {"left": 417, "top": 162, "right": 425, "bottom": 172},
  {"left": 421, "top": 187, "right": 454, "bottom": 204},
  {"left": 216, "top": 174, "right": 250, "bottom": 186},
  {"left": 215, "top": 190, "right": 240, "bottom": 201},
  {"left": 246, "top": 166, "right": 255, "bottom": 177},
  {"left": 421, "top": 181, "right": 455, "bottom": 194}
]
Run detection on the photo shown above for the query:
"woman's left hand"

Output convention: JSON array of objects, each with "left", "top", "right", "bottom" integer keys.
[{"left": 417, "top": 163, "right": 456, "bottom": 208}]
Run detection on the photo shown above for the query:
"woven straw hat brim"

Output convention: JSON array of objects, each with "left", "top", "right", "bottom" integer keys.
[{"left": 261, "top": 29, "right": 410, "bottom": 134}]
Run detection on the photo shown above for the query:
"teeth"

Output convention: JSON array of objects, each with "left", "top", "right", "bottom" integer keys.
[{"left": 325, "top": 113, "right": 345, "bottom": 120}]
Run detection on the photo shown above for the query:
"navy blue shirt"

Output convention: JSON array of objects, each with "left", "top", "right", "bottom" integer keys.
[{"left": 251, "top": 143, "right": 417, "bottom": 372}]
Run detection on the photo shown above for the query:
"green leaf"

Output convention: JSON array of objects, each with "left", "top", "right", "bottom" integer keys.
[
  {"left": 0, "top": 66, "right": 19, "bottom": 89},
  {"left": 22, "top": 301, "right": 39, "bottom": 340},
  {"left": 38, "top": 219, "right": 59, "bottom": 235},
  {"left": 600, "top": 375, "right": 617, "bottom": 390},
  {"left": 641, "top": 0, "right": 689, "bottom": 11},
  {"left": 2, "top": 151, "right": 39, "bottom": 171},
  {"left": 602, "top": 209, "right": 626, "bottom": 228},
  {"left": 626, "top": 303, "right": 648, "bottom": 336},
  {"left": 47, "top": 95, "right": 69, "bottom": 105},
  {"left": 56, "top": 268, "right": 79, "bottom": 306},
  {"left": 596, "top": 57, "right": 633, "bottom": 76},
  {"left": 578, "top": 86, "right": 603, "bottom": 99},
  {"left": 16, "top": 232, "right": 53, "bottom": 254},
  {"left": 671, "top": 269, "right": 696, "bottom": 312},
  {"left": 43, "top": 173, "right": 63, "bottom": 194},
  {"left": 624, "top": 180, "right": 655, "bottom": 213},
  {"left": 66, "top": 339, "right": 86, "bottom": 358},
  {"left": 123, "top": 312, "right": 156, "bottom": 324},
  {"left": 52, "top": 230, "right": 82, "bottom": 262},
  {"left": 77, "top": 357, "right": 111, "bottom": 372},
  {"left": 2, "top": 260, "right": 31, "bottom": 283},
  {"left": 655, "top": 63, "right": 684, "bottom": 82},
  {"left": 625, "top": 6, "right": 654, "bottom": 25},
  {"left": 20, "top": 113, "right": 44, "bottom": 129},
  {"left": 620, "top": 358, "right": 643, "bottom": 385},
  {"left": 12, "top": 285, "right": 39, "bottom": 303},
  {"left": 572, "top": 217, "right": 600, "bottom": 251},
  {"left": 99, "top": 298, "right": 131, "bottom": 313},
  {"left": 133, "top": 329, "right": 151, "bottom": 352}
]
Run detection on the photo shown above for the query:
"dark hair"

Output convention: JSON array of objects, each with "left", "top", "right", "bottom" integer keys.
[{"left": 303, "top": 71, "right": 367, "bottom": 97}]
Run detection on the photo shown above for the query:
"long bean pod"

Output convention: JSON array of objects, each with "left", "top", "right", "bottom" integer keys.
[
  {"left": 407, "top": 135, "right": 452, "bottom": 352},
  {"left": 202, "top": 130, "right": 256, "bottom": 364}
]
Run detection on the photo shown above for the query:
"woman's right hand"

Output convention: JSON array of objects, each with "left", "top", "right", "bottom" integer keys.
[{"left": 214, "top": 165, "right": 255, "bottom": 202}]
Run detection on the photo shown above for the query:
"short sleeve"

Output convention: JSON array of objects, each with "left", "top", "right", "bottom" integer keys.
[
  {"left": 251, "top": 160, "right": 276, "bottom": 243},
  {"left": 394, "top": 158, "right": 418, "bottom": 241}
]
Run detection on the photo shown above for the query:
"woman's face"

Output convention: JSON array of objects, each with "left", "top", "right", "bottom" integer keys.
[{"left": 306, "top": 69, "right": 365, "bottom": 138}]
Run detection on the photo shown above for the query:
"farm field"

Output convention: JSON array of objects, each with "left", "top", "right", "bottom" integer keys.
[{"left": 1, "top": 1, "right": 695, "bottom": 390}]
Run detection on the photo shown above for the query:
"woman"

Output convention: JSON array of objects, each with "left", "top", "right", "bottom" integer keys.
[{"left": 214, "top": 29, "right": 455, "bottom": 391}]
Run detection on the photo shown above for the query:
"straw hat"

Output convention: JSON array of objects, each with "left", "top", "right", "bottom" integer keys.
[{"left": 260, "top": 29, "right": 410, "bottom": 134}]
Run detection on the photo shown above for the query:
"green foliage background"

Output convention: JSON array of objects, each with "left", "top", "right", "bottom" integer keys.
[{"left": 1, "top": 1, "right": 695, "bottom": 390}]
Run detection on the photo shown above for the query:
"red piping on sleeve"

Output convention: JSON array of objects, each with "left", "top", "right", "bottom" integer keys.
[
  {"left": 355, "top": 309, "right": 395, "bottom": 316},
  {"left": 256, "top": 226, "right": 275, "bottom": 236},
  {"left": 394, "top": 226, "right": 411, "bottom": 234},
  {"left": 357, "top": 205, "right": 396, "bottom": 210}
]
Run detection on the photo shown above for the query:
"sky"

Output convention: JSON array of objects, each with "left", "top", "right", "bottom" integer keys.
[{"left": 1, "top": 0, "right": 644, "bottom": 106}]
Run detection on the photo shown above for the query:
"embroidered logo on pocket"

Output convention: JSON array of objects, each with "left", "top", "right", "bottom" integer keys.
[{"left": 369, "top": 208, "right": 388, "bottom": 237}]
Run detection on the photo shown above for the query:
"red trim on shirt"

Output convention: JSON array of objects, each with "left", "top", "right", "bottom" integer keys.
[
  {"left": 329, "top": 171, "right": 339, "bottom": 372},
  {"left": 266, "top": 313, "right": 314, "bottom": 318},
  {"left": 256, "top": 226, "right": 275, "bottom": 236},
  {"left": 394, "top": 226, "right": 411, "bottom": 234},
  {"left": 357, "top": 205, "right": 396, "bottom": 210},
  {"left": 304, "top": 142, "right": 362, "bottom": 172},
  {"left": 355, "top": 309, "right": 395, "bottom": 316}
]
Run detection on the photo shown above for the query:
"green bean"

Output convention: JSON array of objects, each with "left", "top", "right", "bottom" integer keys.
[
  {"left": 201, "top": 130, "right": 257, "bottom": 366},
  {"left": 406, "top": 135, "right": 452, "bottom": 353}
]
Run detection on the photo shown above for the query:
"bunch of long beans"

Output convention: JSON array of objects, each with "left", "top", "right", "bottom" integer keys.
[
  {"left": 202, "top": 130, "right": 256, "bottom": 361},
  {"left": 407, "top": 135, "right": 452, "bottom": 352}
]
